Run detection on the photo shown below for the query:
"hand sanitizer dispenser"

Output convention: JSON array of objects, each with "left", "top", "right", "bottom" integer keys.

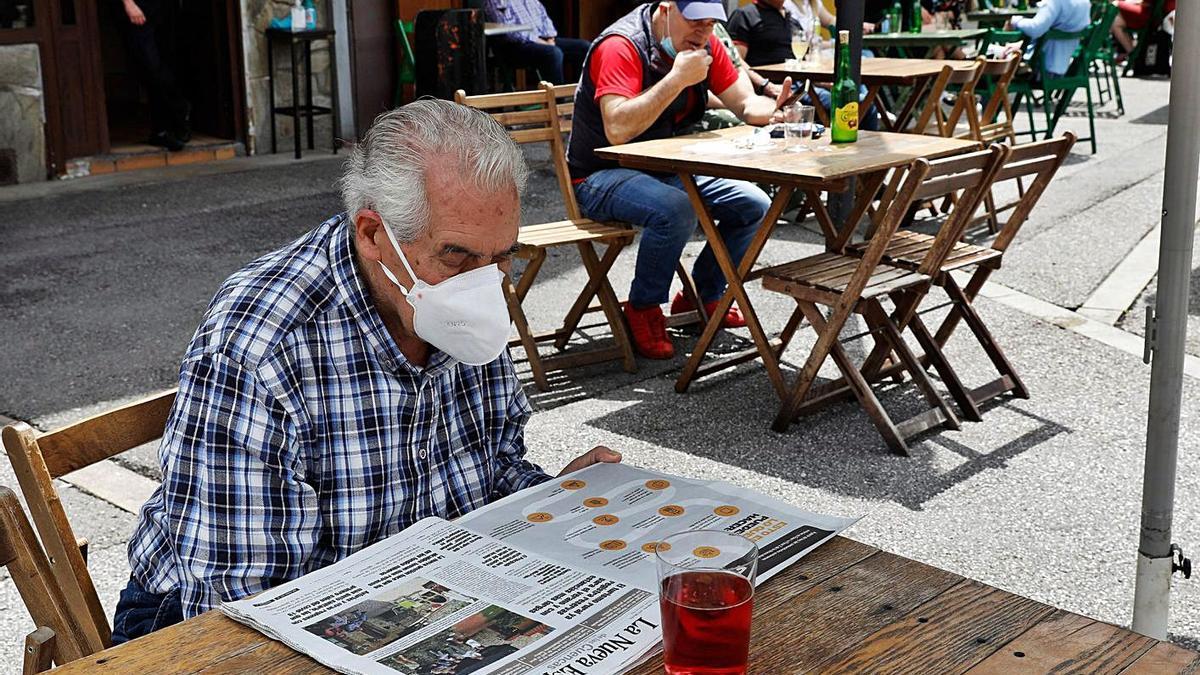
[{"left": 290, "top": 0, "right": 306, "bottom": 32}]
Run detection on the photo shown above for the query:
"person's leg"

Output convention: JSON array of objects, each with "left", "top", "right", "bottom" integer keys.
[
  {"left": 554, "top": 37, "right": 591, "bottom": 83},
  {"left": 679, "top": 176, "right": 771, "bottom": 304},
  {"left": 1111, "top": 5, "right": 1136, "bottom": 53},
  {"left": 492, "top": 40, "right": 564, "bottom": 85},
  {"left": 111, "top": 575, "right": 184, "bottom": 645},
  {"left": 575, "top": 169, "right": 696, "bottom": 308}
]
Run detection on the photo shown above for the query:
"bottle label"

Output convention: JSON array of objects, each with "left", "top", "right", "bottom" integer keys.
[{"left": 835, "top": 103, "right": 859, "bottom": 132}]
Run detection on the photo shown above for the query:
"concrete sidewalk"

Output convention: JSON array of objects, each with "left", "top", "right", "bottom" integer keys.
[{"left": 2, "top": 73, "right": 1197, "bottom": 669}]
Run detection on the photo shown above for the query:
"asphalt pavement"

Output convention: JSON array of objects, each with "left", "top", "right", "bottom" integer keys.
[{"left": 2, "top": 74, "right": 1198, "bottom": 669}]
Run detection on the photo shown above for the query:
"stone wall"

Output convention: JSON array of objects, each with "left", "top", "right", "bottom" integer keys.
[
  {"left": 240, "top": 0, "right": 336, "bottom": 156},
  {"left": 0, "top": 43, "right": 45, "bottom": 183}
]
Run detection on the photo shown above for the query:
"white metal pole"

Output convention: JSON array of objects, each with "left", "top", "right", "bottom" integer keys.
[{"left": 1132, "top": 0, "right": 1200, "bottom": 640}]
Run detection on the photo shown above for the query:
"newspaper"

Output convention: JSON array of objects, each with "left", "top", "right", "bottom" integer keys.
[{"left": 221, "top": 463, "right": 858, "bottom": 675}]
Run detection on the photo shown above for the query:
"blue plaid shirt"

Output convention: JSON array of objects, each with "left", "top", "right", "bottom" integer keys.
[
  {"left": 483, "top": 0, "right": 557, "bottom": 43},
  {"left": 127, "top": 214, "right": 549, "bottom": 617}
]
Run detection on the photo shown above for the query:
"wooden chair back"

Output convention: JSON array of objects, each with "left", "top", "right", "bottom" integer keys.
[
  {"left": 960, "top": 54, "right": 1021, "bottom": 144},
  {"left": 455, "top": 83, "right": 583, "bottom": 220},
  {"left": 908, "top": 146, "right": 1009, "bottom": 276},
  {"left": 0, "top": 485, "right": 94, "bottom": 670},
  {"left": 983, "top": 132, "right": 1076, "bottom": 253},
  {"left": 2, "top": 389, "right": 177, "bottom": 651},
  {"left": 910, "top": 62, "right": 983, "bottom": 138},
  {"left": 548, "top": 82, "right": 577, "bottom": 135}
]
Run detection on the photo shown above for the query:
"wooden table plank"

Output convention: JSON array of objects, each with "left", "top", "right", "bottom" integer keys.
[
  {"left": 756, "top": 57, "right": 976, "bottom": 86},
  {"left": 1122, "top": 640, "right": 1200, "bottom": 673},
  {"left": 819, "top": 578, "right": 1056, "bottom": 673},
  {"left": 967, "top": 610, "right": 1156, "bottom": 674},
  {"left": 595, "top": 128, "right": 979, "bottom": 185}
]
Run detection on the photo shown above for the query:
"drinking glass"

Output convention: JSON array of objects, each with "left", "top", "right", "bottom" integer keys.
[
  {"left": 656, "top": 530, "right": 758, "bottom": 675},
  {"left": 793, "top": 104, "right": 815, "bottom": 151},
  {"left": 789, "top": 22, "right": 808, "bottom": 66}
]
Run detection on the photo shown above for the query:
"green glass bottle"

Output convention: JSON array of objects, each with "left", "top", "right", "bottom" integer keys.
[
  {"left": 1016, "top": 0, "right": 1028, "bottom": 10},
  {"left": 909, "top": 0, "right": 922, "bottom": 33},
  {"left": 891, "top": 0, "right": 903, "bottom": 33},
  {"left": 830, "top": 30, "right": 858, "bottom": 144}
]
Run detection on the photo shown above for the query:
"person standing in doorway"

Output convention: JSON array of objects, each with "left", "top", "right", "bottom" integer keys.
[{"left": 121, "top": 0, "right": 191, "bottom": 151}]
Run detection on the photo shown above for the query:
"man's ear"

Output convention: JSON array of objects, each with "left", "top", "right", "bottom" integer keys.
[{"left": 353, "top": 210, "right": 385, "bottom": 263}]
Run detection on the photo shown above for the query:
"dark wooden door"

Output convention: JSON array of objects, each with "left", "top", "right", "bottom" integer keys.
[
  {"left": 43, "top": 0, "right": 109, "bottom": 166},
  {"left": 178, "top": 0, "right": 246, "bottom": 142}
]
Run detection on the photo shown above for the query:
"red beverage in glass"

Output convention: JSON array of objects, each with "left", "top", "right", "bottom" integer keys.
[{"left": 659, "top": 570, "right": 754, "bottom": 675}]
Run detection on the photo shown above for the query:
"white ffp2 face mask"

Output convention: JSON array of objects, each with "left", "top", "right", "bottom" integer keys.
[{"left": 376, "top": 221, "right": 511, "bottom": 366}]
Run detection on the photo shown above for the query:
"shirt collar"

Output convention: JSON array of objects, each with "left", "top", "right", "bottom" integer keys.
[{"left": 328, "top": 213, "right": 458, "bottom": 380}]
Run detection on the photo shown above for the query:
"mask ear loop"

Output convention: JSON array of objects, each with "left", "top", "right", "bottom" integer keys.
[{"left": 377, "top": 217, "right": 422, "bottom": 298}]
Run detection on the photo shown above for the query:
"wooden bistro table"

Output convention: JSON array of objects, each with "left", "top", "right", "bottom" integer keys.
[
  {"left": 755, "top": 58, "right": 978, "bottom": 131},
  {"left": 863, "top": 28, "right": 988, "bottom": 57},
  {"left": 55, "top": 537, "right": 1200, "bottom": 673},
  {"left": 595, "top": 127, "right": 978, "bottom": 399}
]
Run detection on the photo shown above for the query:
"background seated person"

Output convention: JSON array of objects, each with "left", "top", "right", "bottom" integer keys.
[
  {"left": 727, "top": 0, "right": 880, "bottom": 131},
  {"left": 1008, "top": 0, "right": 1092, "bottom": 76},
  {"left": 566, "top": 0, "right": 794, "bottom": 360},
  {"left": 1111, "top": 0, "right": 1175, "bottom": 55},
  {"left": 483, "top": 0, "right": 590, "bottom": 84}
]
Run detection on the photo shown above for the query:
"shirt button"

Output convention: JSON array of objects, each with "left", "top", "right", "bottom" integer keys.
[{"left": 418, "top": 448, "right": 429, "bottom": 460}]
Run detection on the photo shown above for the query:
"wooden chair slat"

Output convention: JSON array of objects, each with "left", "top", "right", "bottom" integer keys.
[
  {"left": 508, "top": 127, "right": 557, "bottom": 144},
  {"left": 489, "top": 108, "right": 554, "bottom": 127},
  {"left": 37, "top": 390, "right": 176, "bottom": 478},
  {"left": 453, "top": 88, "right": 547, "bottom": 108},
  {"left": 913, "top": 169, "right": 986, "bottom": 201}
]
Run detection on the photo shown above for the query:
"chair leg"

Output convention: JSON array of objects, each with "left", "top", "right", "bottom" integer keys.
[
  {"left": 943, "top": 274, "right": 1031, "bottom": 401},
  {"left": 908, "top": 310, "right": 983, "bottom": 422},
  {"left": 787, "top": 302, "right": 909, "bottom": 454},
  {"left": 865, "top": 300, "right": 960, "bottom": 432},
  {"left": 576, "top": 240, "right": 637, "bottom": 374},
  {"left": 23, "top": 627, "right": 55, "bottom": 674},
  {"left": 1085, "top": 83, "right": 1098, "bottom": 154},
  {"left": 1111, "top": 61, "right": 1125, "bottom": 115},
  {"left": 554, "top": 241, "right": 622, "bottom": 349},
  {"left": 503, "top": 276, "right": 550, "bottom": 391}
]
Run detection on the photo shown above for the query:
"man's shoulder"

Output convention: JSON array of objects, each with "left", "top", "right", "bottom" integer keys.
[{"left": 188, "top": 215, "right": 350, "bottom": 369}]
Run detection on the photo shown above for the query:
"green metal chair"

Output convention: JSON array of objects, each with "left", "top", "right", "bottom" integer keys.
[
  {"left": 1010, "top": 2, "right": 1117, "bottom": 153},
  {"left": 1089, "top": 0, "right": 1124, "bottom": 114}
]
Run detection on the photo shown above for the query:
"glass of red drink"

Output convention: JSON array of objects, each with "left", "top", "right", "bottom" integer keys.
[{"left": 655, "top": 530, "right": 758, "bottom": 675}]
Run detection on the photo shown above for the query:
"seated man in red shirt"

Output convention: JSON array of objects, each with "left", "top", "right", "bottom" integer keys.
[{"left": 566, "top": 0, "right": 792, "bottom": 360}]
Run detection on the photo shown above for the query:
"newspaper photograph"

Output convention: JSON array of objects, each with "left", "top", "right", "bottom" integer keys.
[
  {"left": 456, "top": 463, "right": 859, "bottom": 588},
  {"left": 221, "top": 517, "right": 661, "bottom": 675}
]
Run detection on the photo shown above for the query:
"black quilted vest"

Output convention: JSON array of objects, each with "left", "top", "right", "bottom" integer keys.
[{"left": 566, "top": 3, "right": 710, "bottom": 179}]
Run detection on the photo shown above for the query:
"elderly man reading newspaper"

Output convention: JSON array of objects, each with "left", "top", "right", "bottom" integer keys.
[{"left": 113, "top": 99, "right": 622, "bottom": 643}]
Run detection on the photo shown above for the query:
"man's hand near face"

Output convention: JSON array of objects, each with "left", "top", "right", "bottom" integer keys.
[
  {"left": 558, "top": 446, "right": 623, "bottom": 476},
  {"left": 669, "top": 48, "right": 712, "bottom": 87}
]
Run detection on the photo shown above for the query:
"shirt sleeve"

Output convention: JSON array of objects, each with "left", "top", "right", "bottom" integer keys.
[
  {"left": 1012, "top": 0, "right": 1062, "bottom": 39},
  {"left": 489, "top": 358, "right": 550, "bottom": 499},
  {"left": 589, "top": 36, "right": 645, "bottom": 101},
  {"left": 725, "top": 8, "right": 757, "bottom": 46},
  {"left": 536, "top": 1, "right": 557, "bottom": 38},
  {"left": 707, "top": 33, "right": 740, "bottom": 96},
  {"left": 159, "top": 353, "right": 317, "bottom": 617}
]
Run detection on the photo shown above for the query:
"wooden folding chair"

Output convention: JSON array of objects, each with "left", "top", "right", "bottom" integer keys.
[
  {"left": 907, "top": 61, "right": 985, "bottom": 139},
  {"left": 864, "top": 134, "right": 1076, "bottom": 418},
  {"left": 2, "top": 389, "right": 177, "bottom": 655},
  {"left": 456, "top": 84, "right": 637, "bottom": 390},
  {"left": 956, "top": 54, "right": 1024, "bottom": 232},
  {"left": 0, "top": 485, "right": 96, "bottom": 672},
  {"left": 760, "top": 146, "right": 1007, "bottom": 454}
]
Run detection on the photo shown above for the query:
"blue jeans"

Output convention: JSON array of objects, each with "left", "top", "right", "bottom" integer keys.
[
  {"left": 111, "top": 574, "right": 184, "bottom": 644},
  {"left": 575, "top": 170, "right": 770, "bottom": 307},
  {"left": 490, "top": 37, "right": 590, "bottom": 85},
  {"left": 806, "top": 85, "right": 880, "bottom": 131}
]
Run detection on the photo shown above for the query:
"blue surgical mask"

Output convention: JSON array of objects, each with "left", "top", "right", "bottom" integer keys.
[{"left": 659, "top": 3, "right": 677, "bottom": 58}]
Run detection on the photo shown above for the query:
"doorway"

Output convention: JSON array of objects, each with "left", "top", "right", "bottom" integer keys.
[{"left": 96, "top": 0, "right": 245, "bottom": 156}]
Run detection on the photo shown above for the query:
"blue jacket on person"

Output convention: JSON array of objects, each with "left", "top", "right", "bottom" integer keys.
[{"left": 1011, "top": 0, "right": 1092, "bottom": 76}]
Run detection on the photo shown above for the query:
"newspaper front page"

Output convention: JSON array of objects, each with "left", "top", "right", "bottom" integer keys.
[{"left": 221, "top": 463, "right": 858, "bottom": 675}]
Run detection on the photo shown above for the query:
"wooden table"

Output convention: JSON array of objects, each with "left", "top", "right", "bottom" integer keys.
[
  {"left": 967, "top": 8, "right": 1037, "bottom": 27},
  {"left": 755, "top": 58, "right": 978, "bottom": 131},
  {"left": 864, "top": 28, "right": 988, "bottom": 57},
  {"left": 484, "top": 22, "right": 532, "bottom": 37},
  {"left": 53, "top": 537, "right": 1200, "bottom": 674},
  {"left": 595, "top": 128, "right": 978, "bottom": 399}
]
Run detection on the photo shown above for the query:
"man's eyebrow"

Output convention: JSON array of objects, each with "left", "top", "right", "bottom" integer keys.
[{"left": 439, "top": 243, "right": 483, "bottom": 257}]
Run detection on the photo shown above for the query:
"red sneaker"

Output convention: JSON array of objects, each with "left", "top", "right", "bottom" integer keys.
[
  {"left": 670, "top": 291, "right": 747, "bottom": 329},
  {"left": 623, "top": 304, "right": 674, "bottom": 359}
]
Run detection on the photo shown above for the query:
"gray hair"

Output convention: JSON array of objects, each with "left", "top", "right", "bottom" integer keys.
[{"left": 338, "top": 98, "right": 529, "bottom": 243}]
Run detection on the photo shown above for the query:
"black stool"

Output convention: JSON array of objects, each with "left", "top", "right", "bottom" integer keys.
[{"left": 266, "top": 27, "right": 339, "bottom": 159}]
